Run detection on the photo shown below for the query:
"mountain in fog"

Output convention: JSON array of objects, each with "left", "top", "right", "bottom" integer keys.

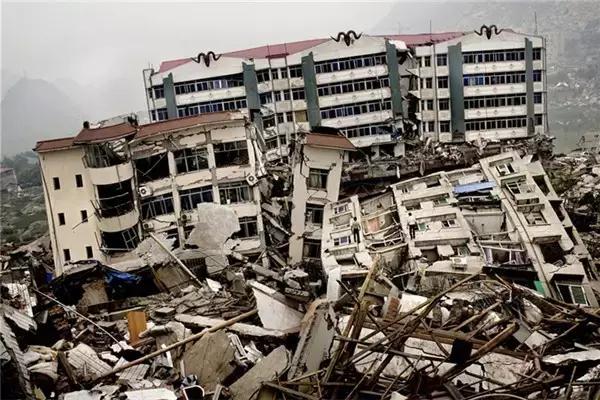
[{"left": 1, "top": 78, "right": 86, "bottom": 156}]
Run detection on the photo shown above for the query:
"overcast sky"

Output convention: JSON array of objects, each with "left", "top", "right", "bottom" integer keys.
[{"left": 1, "top": 2, "right": 401, "bottom": 113}]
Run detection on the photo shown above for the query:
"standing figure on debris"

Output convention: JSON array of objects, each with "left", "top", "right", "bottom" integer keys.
[
  {"left": 351, "top": 217, "right": 361, "bottom": 244},
  {"left": 407, "top": 212, "right": 417, "bottom": 240}
]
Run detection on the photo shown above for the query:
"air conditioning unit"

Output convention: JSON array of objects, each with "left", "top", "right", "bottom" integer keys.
[
  {"left": 142, "top": 221, "right": 154, "bottom": 231},
  {"left": 138, "top": 186, "right": 153, "bottom": 198},
  {"left": 450, "top": 256, "right": 468, "bottom": 271},
  {"left": 245, "top": 173, "right": 258, "bottom": 186}
]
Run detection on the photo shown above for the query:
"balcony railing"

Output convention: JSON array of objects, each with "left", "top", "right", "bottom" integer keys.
[{"left": 97, "top": 192, "right": 135, "bottom": 218}]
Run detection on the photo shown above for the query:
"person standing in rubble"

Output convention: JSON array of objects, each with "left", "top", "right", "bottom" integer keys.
[
  {"left": 407, "top": 212, "right": 417, "bottom": 240},
  {"left": 351, "top": 217, "right": 361, "bottom": 244}
]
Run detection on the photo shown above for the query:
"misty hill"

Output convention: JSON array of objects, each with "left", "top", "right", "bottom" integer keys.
[{"left": 1, "top": 78, "right": 86, "bottom": 156}]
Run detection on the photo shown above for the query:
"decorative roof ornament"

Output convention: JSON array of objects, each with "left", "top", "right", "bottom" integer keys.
[
  {"left": 192, "top": 51, "right": 222, "bottom": 67},
  {"left": 331, "top": 30, "right": 362, "bottom": 46},
  {"left": 474, "top": 24, "right": 505, "bottom": 40}
]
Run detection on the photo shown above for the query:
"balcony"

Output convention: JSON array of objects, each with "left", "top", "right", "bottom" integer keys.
[
  {"left": 463, "top": 61, "right": 526, "bottom": 75},
  {"left": 97, "top": 207, "right": 139, "bottom": 233},
  {"left": 465, "top": 128, "right": 528, "bottom": 142},
  {"left": 316, "top": 65, "right": 388, "bottom": 86},
  {"left": 175, "top": 86, "right": 246, "bottom": 106},
  {"left": 88, "top": 162, "right": 134, "bottom": 186},
  {"left": 321, "top": 110, "right": 393, "bottom": 129},
  {"left": 319, "top": 88, "right": 390, "bottom": 109},
  {"left": 464, "top": 84, "right": 526, "bottom": 98},
  {"left": 465, "top": 106, "right": 527, "bottom": 120}
]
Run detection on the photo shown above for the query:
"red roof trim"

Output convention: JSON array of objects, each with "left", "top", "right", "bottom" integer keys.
[
  {"left": 35, "top": 136, "right": 76, "bottom": 153},
  {"left": 305, "top": 133, "right": 356, "bottom": 151}
]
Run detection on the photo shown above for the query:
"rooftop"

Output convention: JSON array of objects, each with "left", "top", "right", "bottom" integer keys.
[
  {"left": 157, "top": 32, "right": 465, "bottom": 73},
  {"left": 305, "top": 132, "right": 356, "bottom": 151}
]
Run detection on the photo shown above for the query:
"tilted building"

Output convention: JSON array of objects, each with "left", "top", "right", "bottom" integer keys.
[
  {"left": 321, "top": 151, "right": 598, "bottom": 307},
  {"left": 35, "top": 112, "right": 267, "bottom": 275}
]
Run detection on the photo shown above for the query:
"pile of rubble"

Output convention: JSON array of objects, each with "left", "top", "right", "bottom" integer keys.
[{"left": 2, "top": 244, "right": 600, "bottom": 399}]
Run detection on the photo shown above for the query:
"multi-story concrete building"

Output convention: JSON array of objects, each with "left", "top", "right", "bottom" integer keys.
[
  {"left": 144, "top": 29, "right": 547, "bottom": 160},
  {"left": 35, "top": 112, "right": 266, "bottom": 275},
  {"left": 321, "top": 151, "right": 598, "bottom": 306},
  {"left": 288, "top": 131, "right": 355, "bottom": 264},
  {"left": 410, "top": 29, "right": 547, "bottom": 143}
]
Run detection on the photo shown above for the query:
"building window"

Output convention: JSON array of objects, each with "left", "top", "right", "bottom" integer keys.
[
  {"left": 101, "top": 227, "right": 140, "bottom": 253},
  {"left": 63, "top": 249, "right": 71, "bottom": 262},
  {"left": 58, "top": 213, "right": 66, "bottom": 226},
  {"left": 180, "top": 185, "right": 214, "bottom": 211},
  {"left": 441, "top": 218, "right": 458, "bottom": 228},
  {"left": 235, "top": 216, "right": 258, "bottom": 238},
  {"left": 174, "top": 147, "right": 209, "bottom": 174},
  {"left": 135, "top": 153, "right": 170, "bottom": 183},
  {"left": 333, "top": 236, "right": 351, "bottom": 246},
  {"left": 436, "top": 54, "right": 447, "bottom": 66},
  {"left": 334, "top": 203, "right": 349, "bottom": 214},
  {"left": 426, "top": 121, "right": 435, "bottom": 132},
  {"left": 534, "top": 93, "right": 542, "bottom": 104},
  {"left": 53, "top": 177, "right": 60, "bottom": 190},
  {"left": 437, "top": 76, "right": 448, "bottom": 88},
  {"left": 438, "top": 99, "right": 449, "bottom": 110},
  {"left": 308, "top": 168, "right": 329, "bottom": 189},
  {"left": 423, "top": 56, "right": 431, "bottom": 67},
  {"left": 535, "top": 114, "right": 543, "bottom": 126},
  {"left": 141, "top": 193, "right": 175, "bottom": 218},
  {"left": 81, "top": 210, "right": 88, "bottom": 223},
  {"left": 532, "top": 48, "right": 542, "bottom": 60},
  {"left": 213, "top": 140, "right": 249, "bottom": 167},
  {"left": 289, "top": 65, "right": 303, "bottom": 78},
  {"left": 86, "top": 246, "right": 93, "bottom": 258},
  {"left": 75, "top": 174, "right": 83, "bottom": 188},
  {"left": 219, "top": 181, "right": 253, "bottom": 204},
  {"left": 306, "top": 204, "right": 324, "bottom": 226},
  {"left": 556, "top": 283, "right": 589, "bottom": 305},
  {"left": 417, "top": 222, "right": 429, "bottom": 232},
  {"left": 422, "top": 78, "right": 433, "bottom": 89},
  {"left": 440, "top": 121, "right": 450, "bottom": 133},
  {"left": 256, "top": 69, "right": 270, "bottom": 83},
  {"left": 495, "top": 162, "right": 516, "bottom": 176},
  {"left": 524, "top": 212, "right": 546, "bottom": 225},
  {"left": 303, "top": 239, "right": 321, "bottom": 259}
]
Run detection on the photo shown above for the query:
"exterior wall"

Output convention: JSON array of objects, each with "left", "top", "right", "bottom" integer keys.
[
  {"left": 289, "top": 145, "right": 345, "bottom": 264},
  {"left": 411, "top": 31, "right": 547, "bottom": 143},
  {"left": 38, "top": 148, "right": 104, "bottom": 275}
]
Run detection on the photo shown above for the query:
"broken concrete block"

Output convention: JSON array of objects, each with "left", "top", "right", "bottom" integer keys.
[
  {"left": 67, "top": 343, "right": 111, "bottom": 379},
  {"left": 229, "top": 345, "right": 290, "bottom": 400},
  {"left": 182, "top": 330, "right": 236, "bottom": 392},
  {"left": 250, "top": 281, "right": 303, "bottom": 331},
  {"left": 154, "top": 307, "right": 176, "bottom": 318}
]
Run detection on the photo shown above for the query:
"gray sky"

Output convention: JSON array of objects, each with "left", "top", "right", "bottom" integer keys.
[{"left": 1, "top": 1, "right": 398, "bottom": 117}]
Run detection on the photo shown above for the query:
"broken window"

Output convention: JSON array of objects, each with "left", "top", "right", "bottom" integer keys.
[
  {"left": 306, "top": 204, "right": 324, "bottom": 226},
  {"left": 101, "top": 226, "right": 140, "bottom": 253},
  {"left": 84, "top": 143, "right": 126, "bottom": 168},
  {"left": 303, "top": 239, "right": 321, "bottom": 259},
  {"left": 141, "top": 193, "right": 175, "bottom": 219},
  {"left": 441, "top": 218, "right": 458, "bottom": 228},
  {"left": 219, "top": 181, "right": 253, "bottom": 204},
  {"left": 86, "top": 246, "right": 93, "bottom": 258},
  {"left": 308, "top": 168, "right": 329, "bottom": 189},
  {"left": 417, "top": 221, "right": 429, "bottom": 232},
  {"left": 63, "top": 249, "right": 71, "bottom": 262},
  {"left": 97, "top": 181, "right": 134, "bottom": 218},
  {"left": 213, "top": 140, "right": 249, "bottom": 167},
  {"left": 75, "top": 174, "right": 83, "bottom": 188},
  {"left": 174, "top": 147, "right": 209, "bottom": 174},
  {"left": 53, "top": 177, "right": 60, "bottom": 190},
  {"left": 533, "top": 175, "right": 550, "bottom": 195},
  {"left": 80, "top": 210, "right": 88, "bottom": 223},
  {"left": 58, "top": 213, "right": 66, "bottom": 226},
  {"left": 234, "top": 216, "right": 258, "bottom": 238},
  {"left": 556, "top": 283, "right": 589, "bottom": 306},
  {"left": 453, "top": 245, "right": 470, "bottom": 256},
  {"left": 135, "top": 153, "right": 170, "bottom": 183},
  {"left": 524, "top": 212, "right": 546, "bottom": 226},
  {"left": 180, "top": 185, "right": 213, "bottom": 211},
  {"left": 495, "top": 162, "right": 516, "bottom": 176},
  {"left": 539, "top": 242, "right": 565, "bottom": 264}
]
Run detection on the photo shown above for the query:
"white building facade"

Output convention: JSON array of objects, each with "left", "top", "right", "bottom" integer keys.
[{"left": 36, "top": 112, "right": 266, "bottom": 275}]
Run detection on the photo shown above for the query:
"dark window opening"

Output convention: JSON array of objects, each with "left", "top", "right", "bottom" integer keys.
[
  {"left": 303, "top": 239, "right": 321, "bottom": 259},
  {"left": 84, "top": 143, "right": 127, "bottom": 168},
  {"left": 533, "top": 176, "right": 550, "bottom": 195},
  {"left": 135, "top": 153, "right": 170, "bottom": 183},
  {"left": 174, "top": 147, "right": 209, "bottom": 174},
  {"left": 180, "top": 185, "right": 213, "bottom": 211},
  {"left": 306, "top": 204, "right": 324, "bottom": 226},
  {"left": 142, "top": 193, "right": 175, "bottom": 218},
  {"left": 63, "top": 249, "right": 71, "bottom": 262},
  {"left": 53, "top": 177, "right": 60, "bottom": 190},
  {"left": 233, "top": 216, "right": 258, "bottom": 239},
  {"left": 81, "top": 210, "right": 88, "bottom": 223},
  {"left": 556, "top": 282, "right": 588, "bottom": 305},
  {"left": 213, "top": 141, "right": 249, "bottom": 167},
  {"left": 101, "top": 227, "right": 140, "bottom": 254},
  {"left": 58, "top": 213, "right": 66, "bottom": 226},
  {"left": 97, "top": 180, "right": 134, "bottom": 218},
  {"left": 539, "top": 242, "right": 565, "bottom": 264},
  {"left": 219, "top": 181, "right": 253, "bottom": 204},
  {"left": 86, "top": 246, "right": 93, "bottom": 258},
  {"left": 75, "top": 174, "right": 83, "bottom": 188},
  {"left": 308, "top": 168, "right": 329, "bottom": 189}
]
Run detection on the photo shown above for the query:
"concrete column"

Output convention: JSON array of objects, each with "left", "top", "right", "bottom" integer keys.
[
  {"left": 525, "top": 38, "right": 535, "bottom": 136},
  {"left": 243, "top": 62, "right": 260, "bottom": 114},
  {"left": 301, "top": 52, "right": 321, "bottom": 128},
  {"left": 386, "top": 41, "right": 403, "bottom": 118},
  {"left": 448, "top": 44, "right": 465, "bottom": 136},
  {"left": 163, "top": 73, "right": 178, "bottom": 120}
]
